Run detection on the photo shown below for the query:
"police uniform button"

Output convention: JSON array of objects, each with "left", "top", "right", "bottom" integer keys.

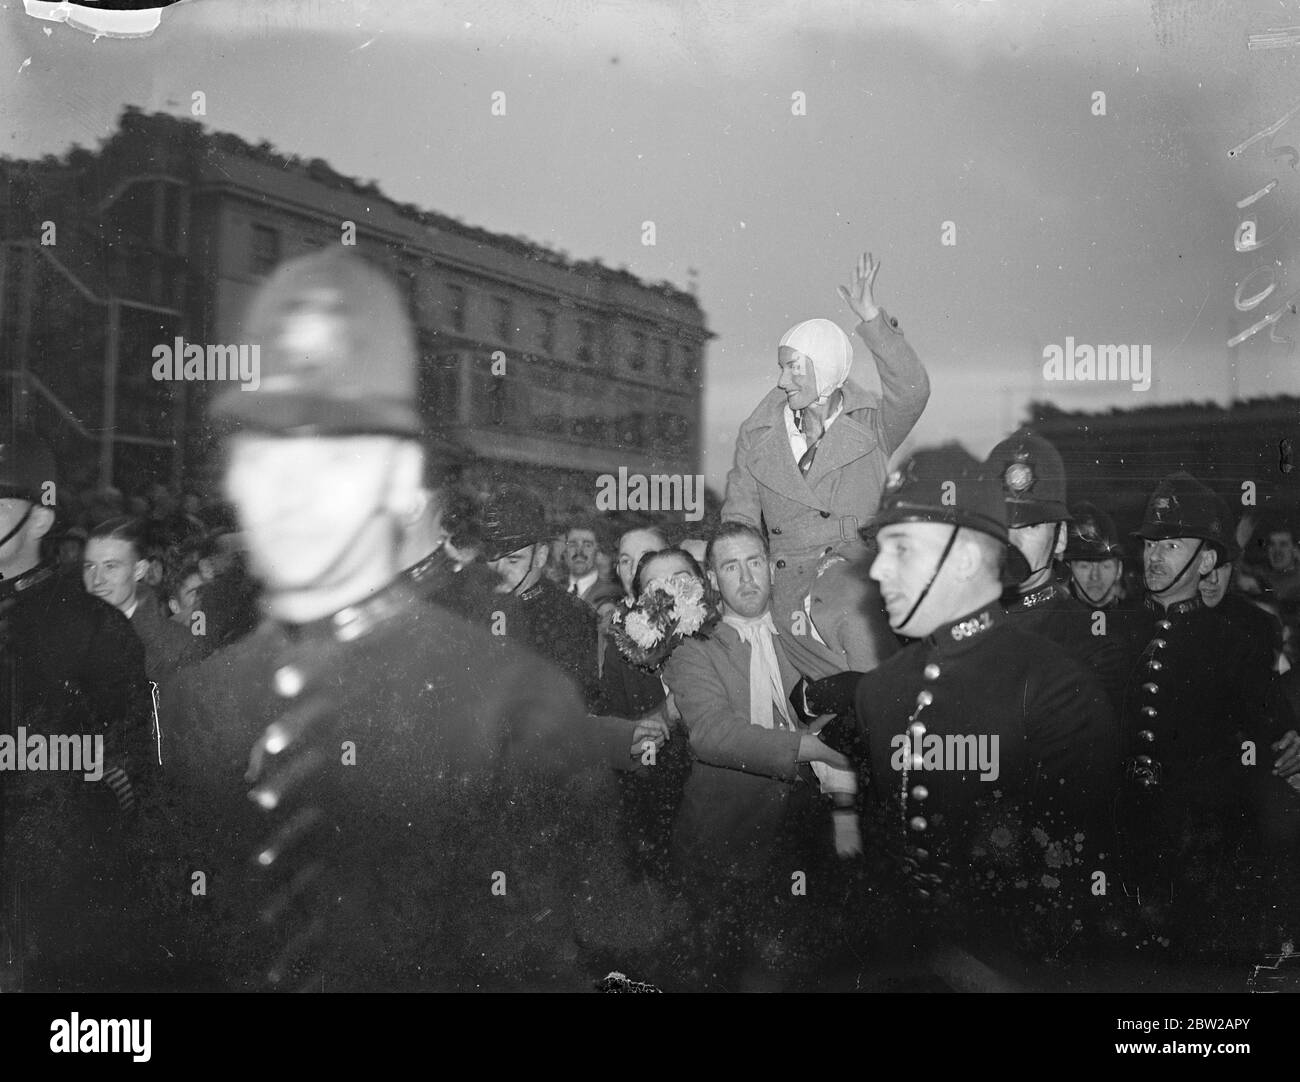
[
  {"left": 819, "top": 511, "right": 831, "bottom": 518},
  {"left": 1156, "top": 620, "right": 1172, "bottom": 631},
  {"left": 909, "top": 816, "right": 928, "bottom": 832},
  {"left": 771, "top": 527, "right": 782, "bottom": 535},
  {"left": 890, "top": 317, "right": 899, "bottom": 328},
  {"left": 916, "top": 689, "right": 934, "bottom": 707},
  {"left": 1142, "top": 682, "right": 1158, "bottom": 694},
  {"left": 776, "top": 559, "right": 787, "bottom": 569},
  {"left": 1139, "top": 729, "right": 1155, "bottom": 743},
  {"left": 911, "top": 785, "right": 929, "bottom": 801},
  {"left": 274, "top": 666, "right": 304, "bottom": 698},
  {"left": 824, "top": 546, "right": 833, "bottom": 555},
  {"left": 915, "top": 888, "right": 931, "bottom": 899},
  {"left": 1152, "top": 638, "right": 1167, "bottom": 649},
  {"left": 909, "top": 721, "right": 926, "bottom": 737},
  {"left": 913, "top": 848, "right": 930, "bottom": 862},
  {"left": 1141, "top": 706, "right": 1157, "bottom": 718},
  {"left": 923, "top": 663, "right": 941, "bottom": 681},
  {"left": 1147, "top": 659, "right": 1163, "bottom": 671},
  {"left": 910, "top": 755, "right": 924, "bottom": 769}
]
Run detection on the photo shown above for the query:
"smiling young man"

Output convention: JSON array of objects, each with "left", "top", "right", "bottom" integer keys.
[{"left": 84, "top": 517, "right": 193, "bottom": 682}]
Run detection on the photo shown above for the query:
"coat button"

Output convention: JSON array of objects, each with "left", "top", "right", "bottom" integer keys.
[
  {"left": 923, "top": 663, "right": 941, "bottom": 681},
  {"left": 909, "top": 816, "right": 927, "bottom": 832},
  {"left": 916, "top": 689, "right": 934, "bottom": 708},
  {"left": 1142, "top": 682, "right": 1159, "bottom": 695},
  {"left": 274, "top": 666, "right": 304, "bottom": 698},
  {"left": 911, "top": 785, "right": 929, "bottom": 801},
  {"left": 1147, "top": 659, "right": 1163, "bottom": 671},
  {"left": 912, "top": 848, "right": 930, "bottom": 862},
  {"left": 775, "top": 559, "right": 786, "bottom": 569},
  {"left": 909, "top": 721, "right": 926, "bottom": 737},
  {"left": 1152, "top": 638, "right": 1167, "bottom": 650},
  {"left": 824, "top": 547, "right": 833, "bottom": 555},
  {"left": 1141, "top": 706, "right": 1158, "bottom": 718},
  {"left": 819, "top": 511, "right": 831, "bottom": 518},
  {"left": 771, "top": 527, "right": 782, "bottom": 535},
  {"left": 1156, "top": 620, "right": 1172, "bottom": 631},
  {"left": 1139, "top": 729, "right": 1155, "bottom": 743}
]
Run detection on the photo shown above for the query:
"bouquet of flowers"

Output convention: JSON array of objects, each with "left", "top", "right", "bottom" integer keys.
[{"left": 609, "top": 576, "right": 719, "bottom": 673}]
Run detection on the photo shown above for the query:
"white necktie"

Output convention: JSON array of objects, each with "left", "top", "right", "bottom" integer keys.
[{"left": 722, "top": 611, "right": 795, "bottom": 731}]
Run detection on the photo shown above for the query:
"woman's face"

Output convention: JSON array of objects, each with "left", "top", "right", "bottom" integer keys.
[{"left": 639, "top": 553, "right": 697, "bottom": 594}]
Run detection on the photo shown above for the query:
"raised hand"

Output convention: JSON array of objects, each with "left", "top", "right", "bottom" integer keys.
[{"left": 837, "top": 250, "right": 883, "bottom": 324}]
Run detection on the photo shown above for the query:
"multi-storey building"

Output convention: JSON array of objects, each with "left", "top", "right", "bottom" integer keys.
[
  {"left": 0, "top": 107, "right": 712, "bottom": 515},
  {"left": 1027, "top": 397, "right": 1300, "bottom": 532}
]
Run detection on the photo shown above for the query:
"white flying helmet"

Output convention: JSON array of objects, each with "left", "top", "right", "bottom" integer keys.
[{"left": 778, "top": 318, "right": 854, "bottom": 403}]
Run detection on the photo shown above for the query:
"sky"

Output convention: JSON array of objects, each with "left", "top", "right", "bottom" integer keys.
[{"left": 3, "top": 0, "right": 1299, "bottom": 493}]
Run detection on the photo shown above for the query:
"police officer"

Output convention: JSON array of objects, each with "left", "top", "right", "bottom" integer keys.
[
  {"left": 1117, "top": 471, "right": 1276, "bottom": 959},
  {"left": 163, "top": 250, "right": 665, "bottom": 991},
  {"left": 0, "top": 435, "right": 154, "bottom": 990},
  {"left": 804, "top": 449, "right": 1120, "bottom": 974},
  {"left": 985, "top": 429, "right": 1133, "bottom": 712},
  {"left": 479, "top": 483, "right": 605, "bottom": 712},
  {"left": 1063, "top": 502, "right": 1127, "bottom": 611}
]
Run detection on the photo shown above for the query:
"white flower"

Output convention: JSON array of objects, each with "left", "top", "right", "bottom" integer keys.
[{"left": 624, "top": 610, "right": 663, "bottom": 649}]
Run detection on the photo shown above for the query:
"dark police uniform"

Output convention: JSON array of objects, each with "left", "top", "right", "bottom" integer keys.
[
  {"left": 810, "top": 449, "right": 1120, "bottom": 963},
  {"left": 987, "top": 432, "right": 1135, "bottom": 713},
  {"left": 0, "top": 439, "right": 154, "bottom": 990},
  {"left": 1116, "top": 473, "right": 1275, "bottom": 957},
  {"left": 160, "top": 250, "right": 664, "bottom": 991},
  {"left": 478, "top": 484, "right": 604, "bottom": 712}
]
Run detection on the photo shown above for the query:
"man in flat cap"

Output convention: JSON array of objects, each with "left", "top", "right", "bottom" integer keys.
[
  {"left": 800, "top": 448, "right": 1120, "bottom": 977},
  {"left": 721, "top": 251, "right": 930, "bottom": 637},
  {"left": 162, "top": 250, "right": 664, "bottom": 991},
  {"left": 0, "top": 434, "right": 154, "bottom": 990}
]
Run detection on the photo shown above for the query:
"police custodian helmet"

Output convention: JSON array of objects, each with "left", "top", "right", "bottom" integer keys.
[
  {"left": 212, "top": 249, "right": 423, "bottom": 437},
  {"left": 1063, "top": 501, "right": 1124, "bottom": 562},
  {"left": 479, "top": 483, "right": 549, "bottom": 562},
  {"left": 864, "top": 446, "right": 1031, "bottom": 584},
  {"left": 1132, "top": 472, "right": 1236, "bottom": 567},
  {"left": 985, "top": 428, "right": 1071, "bottom": 527}
]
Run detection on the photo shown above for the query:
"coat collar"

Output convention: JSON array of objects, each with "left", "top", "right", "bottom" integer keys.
[
  {"left": 746, "top": 379, "right": 882, "bottom": 504},
  {"left": 709, "top": 615, "right": 802, "bottom": 693}
]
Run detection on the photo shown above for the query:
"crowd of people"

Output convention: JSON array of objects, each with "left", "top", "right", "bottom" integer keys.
[{"left": 1, "top": 245, "right": 1297, "bottom": 993}]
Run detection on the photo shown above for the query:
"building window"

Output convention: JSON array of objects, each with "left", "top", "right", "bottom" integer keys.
[
  {"left": 577, "top": 320, "right": 596, "bottom": 364},
  {"left": 657, "top": 338, "right": 672, "bottom": 377},
  {"left": 492, "top": 297, "right": 514, "bottom": 343},
  {"left": 250, "top": 224, "right": 280, "bottom": 275},
  {"left": 445, "top": 283, "right": 467, "bottom": 333},
  {"left": 401, "top": 269, "right": 420, "bottom": 324},
  {"left": 628, "top": 331, "right": 647, "bottom": 372},
  {"left": 680, "top": 344, "right": 698, "bottom": 381},
  {"left": 537, "top": 309, "right": 556, "bottom": 354}
]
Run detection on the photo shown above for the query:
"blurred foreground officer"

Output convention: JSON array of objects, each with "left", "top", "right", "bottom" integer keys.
[
  {"left": 1117, "top": 472, "right": 1275, "bottom": 959},
  {"left": 986, "top": 430, "right": 1133, "bottom": 711},
  {"left": 806, "top": 449, "right": 1119, "bottom": 971},
  {"left": 0, "top": 437, "right": 153, "bottom": 990},
  {"left": 164, "top": 251, "right": 663, "bottom": 991}
]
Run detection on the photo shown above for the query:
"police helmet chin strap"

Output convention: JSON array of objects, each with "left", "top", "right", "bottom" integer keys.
[
  {"left": 1072, "top": 572, "right": 1111, "bottom": 608},
  {"left": 506, "top": 543, "right": 539, "bottom": 598},
  {"left": 896, "top": 524, "right": 961, "bottom": 633},
  {"left": 1149, "top": 539, "right": 1205, "bottom": 597}
]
